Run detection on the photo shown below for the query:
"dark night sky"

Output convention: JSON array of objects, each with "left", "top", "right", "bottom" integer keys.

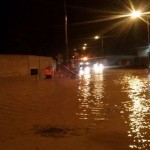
[{"left": 0, "top": 0, "right": 150, "bottom": 57}]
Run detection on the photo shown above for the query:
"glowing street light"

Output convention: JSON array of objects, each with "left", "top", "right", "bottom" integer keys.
[
  {"left": 94, "top": 36, "right": 99, "bottom": 40},
  {"left": 129, "top": 10, "right": 150, "bottom": 68},
  {"left": 130, "top": 10, "right": 149, "bottom": 46},
  {"left": 130, "top": 10, "right": 142, "bottom": 19},
  {"left": 82, "top": 46, "right": 86, "bottom": 50},
  {"left": 94, "top": 35, "right": 104, "bottom": 57}
]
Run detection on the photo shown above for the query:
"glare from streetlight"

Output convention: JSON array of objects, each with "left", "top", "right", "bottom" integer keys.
[{"left": 130, "top": 10, "right": 142, "bottom": 19}]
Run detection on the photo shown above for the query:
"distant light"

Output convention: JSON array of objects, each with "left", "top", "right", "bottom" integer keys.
[
  {"left": 81, "top": 57, "right": 88, "bottom": 61},
  {"left": 79, "top": 68, "right": 84, "bottom": 76},
  {"left": 94, "top": 36, "right": 99, "bottom": 39},
  {"left": 79, "top": 66, "right": 90, "bottom": 76},
  {"left": 83, "top": 46, "right": 86, "bottom": 50},
  {"left": 84, "top": 67, "right": 90, "bottom": 74},
  {"left": 130, "top": 10, "right": 141, "bottom": 19},
  {"left": 93, "top": 63, "right": 104, "bottom": 73}
]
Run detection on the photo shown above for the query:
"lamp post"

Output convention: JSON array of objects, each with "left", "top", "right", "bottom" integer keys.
[
  {"left": 130, "top": 10, "right": 150, "bottom": 45},
  {"left": 94, "top": 36, "right": 104, "bottom": 57},
  {"left": 64, "top": 0, "right": 69, "bottom": 67},
  {"left": 130, "top": 10, "right": 150, "bottom": 68},
  {"left": 147, "top": 16, "right": 150, "bottom": 47},
  {"left": 147, "top": 16, "right": 150, "bottom": 68}
]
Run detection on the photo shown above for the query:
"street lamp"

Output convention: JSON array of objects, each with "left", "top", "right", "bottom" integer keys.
[
  {"left": 130, "top": 10, "right": 150, "bottom": 45},
  {"left": 130, "top": 10, "right": 141, "bottom": 18},
  {"left": 94, "top": 36, "right": 104, "bottom": 57},
  {"left": 146, "top": 16, "right": 150, "bottom": 68},
  {"left": 83, "top": 44, "right": 87, "bottom": 51},
  {"left": 130, "top": 10, "right": 150, "bottom": 68},
  {"left": 146, "top": 16, "right": 150, "bottom": 47}
]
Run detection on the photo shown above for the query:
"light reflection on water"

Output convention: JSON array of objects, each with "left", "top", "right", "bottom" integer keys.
[
  {"left": 77, "top": 70, "right": 150, "bottom": 149},
  {"left": 120, "top": 73, "right": 150, "bottom": 149},
  {"left": 77, "top": 74, "right": 91, "bottom": 120},
  {"left": 77, "top": 72, "right": 106, "bottom": 124}
]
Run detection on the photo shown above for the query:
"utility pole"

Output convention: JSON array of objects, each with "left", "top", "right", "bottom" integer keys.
[
  {"left": 101, "top": 37, "right": 104, "bottom": 57},
  {"left": 64, "top": 0, "right": 69, "bottom": 67},
  {"left": 147, "top": 16, "right": 150, "bottom": 46},
  {"left": 147, "top": 16, "right": 150, "bottom": 69}
]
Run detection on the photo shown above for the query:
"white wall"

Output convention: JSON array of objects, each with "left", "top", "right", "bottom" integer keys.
[{"left": 0, "top": 54, "right": 55, "bottom": 78}]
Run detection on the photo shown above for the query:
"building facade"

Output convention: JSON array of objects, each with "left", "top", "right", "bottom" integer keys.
[{"left": 0, "top": 54, "right": 55, "bottom": 78}]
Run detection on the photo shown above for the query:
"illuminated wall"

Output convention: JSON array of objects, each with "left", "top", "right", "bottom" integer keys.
[{"left": 0, "top": 54, "right": 55, "bottom": 78}]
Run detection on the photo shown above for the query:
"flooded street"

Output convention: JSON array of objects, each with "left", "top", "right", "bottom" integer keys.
[{"left": 0, "top": 69, "right": 150, "bottom": 150}]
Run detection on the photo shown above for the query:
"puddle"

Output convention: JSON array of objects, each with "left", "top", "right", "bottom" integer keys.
[{"left": 34, "top": 125, "right": 89, "bottom": 138}]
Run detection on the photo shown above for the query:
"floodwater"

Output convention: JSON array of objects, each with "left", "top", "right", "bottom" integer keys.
[{"left": 0, "top": 69, "right": 150, "bottom": 150}]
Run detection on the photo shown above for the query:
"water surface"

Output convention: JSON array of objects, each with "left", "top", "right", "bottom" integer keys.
[{"left": 0, "top": 69, "right": 150, "bottom": 150}]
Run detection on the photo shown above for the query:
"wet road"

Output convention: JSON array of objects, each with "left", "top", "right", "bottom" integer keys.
[{"left": 0, "top": 69, "right": 150, "bottom": 150}]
